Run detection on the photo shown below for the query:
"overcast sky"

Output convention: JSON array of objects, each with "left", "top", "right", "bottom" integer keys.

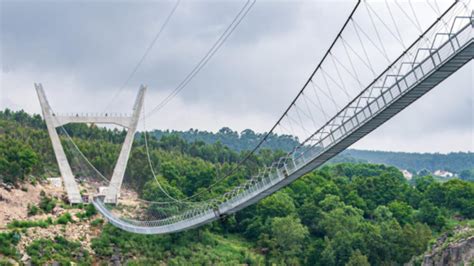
[{"left": 1, "top": 0, "right": 472, "bottom": 153}]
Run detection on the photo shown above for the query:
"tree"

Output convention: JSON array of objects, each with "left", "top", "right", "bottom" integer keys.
[
  {"left": 398, "top": 223, "right": 431, "bottom": 262},
  {"left": 319, "top": 205, "right": 364, "bottom": 238},
  {"left": 439, "top": 179, "right": 474, "bottom": 218},
  {"left": 459, "top": 169, "right": 474, "bottom": 181},
  {"left": 353, "top": 172, "right": 406, "bottom": 213},
  {"left": 0, "top": 137, "right": 39, "bottom": 183},
  {"left": 320, "top": 195, "right": 344, "bottom": 212},
  {"left": 142, "top": 178, "right": 184, "bottom": 202},
  {"left": 320, "top": 238, "right": 336, "bottom": 266},
  {"left": 160, "top": 161, "right": 182, "bottom": 184},
  {"left": 270, "top": 215, "right": 309, "bottom": 264},
  {"left": 388, "top": 201, "right": 414, "bottom": 225},
  {"left": 416, "top": 200, "right": 446, "bottom": 230},
  {"left": 344, "top": 191, "right": 367, "bottom": 213},
  {"left": 413, "top": 175, "right": 435, "bottom": 193},
  {"left": 345, "top": 250, "right": 370, "bottom": 266},
  {"left": 258, "top": 192, "right": 296, "bottom": 218}
]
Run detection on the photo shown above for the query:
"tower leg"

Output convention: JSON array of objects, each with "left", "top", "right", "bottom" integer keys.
[
  {"left": 35, "top": 84, "right": 82, "bottom": 203},
  {"left": 104, "top": 86, "right": 146, "bottom": 203}
]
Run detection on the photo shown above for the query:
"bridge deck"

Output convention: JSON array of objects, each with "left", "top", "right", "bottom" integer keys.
[{"left": 93, "top": 14, "right": 473, "bottom": 234}]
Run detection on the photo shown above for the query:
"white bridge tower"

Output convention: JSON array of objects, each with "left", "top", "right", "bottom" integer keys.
[{"left": 35, "top": 83, "right": 146, "bottom": 204}]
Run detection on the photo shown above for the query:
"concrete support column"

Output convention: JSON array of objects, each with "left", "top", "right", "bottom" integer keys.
[
  {"left": 104, "top": 86, "right": 146, "bottom": 203},
  {"left": 35, "top": 83, "right": 82, "bottom": 203}
]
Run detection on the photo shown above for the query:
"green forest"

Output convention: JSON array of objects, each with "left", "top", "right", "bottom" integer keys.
[
  {"left": 151, "top": 128, "right": 300, "bottom": 153},
  {"left": 343, "top": 149, "right": 474, "bottom": 175},
  {"left": 0, "top": 109, "right": 473, "bottom": 265},
  {"left": 152, "top": 128, "right": 474, "bottom": 175}
]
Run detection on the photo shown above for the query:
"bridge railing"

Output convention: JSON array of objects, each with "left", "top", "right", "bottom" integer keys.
[
  {"left": 214, "top": 12, "right": 472, "bottom": 216},
  {"left": 95, "top": 10, "right": 472, "bottom": 232},
  {"left": 160, "top": 13, "right": 469, "bottom": 228},
  {"left": 289, "top": 14, "right": 473, "bottom": 166}
]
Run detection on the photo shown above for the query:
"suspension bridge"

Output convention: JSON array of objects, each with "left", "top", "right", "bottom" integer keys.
[{"left": 36, "top": 0, "right": 473, "bottom": 234}]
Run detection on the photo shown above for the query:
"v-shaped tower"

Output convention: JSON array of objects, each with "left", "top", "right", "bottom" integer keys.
[{"left": 35, "top": 84, "right": 146, "bottom": 204}]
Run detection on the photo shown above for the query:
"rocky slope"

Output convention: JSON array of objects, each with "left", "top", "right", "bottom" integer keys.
[
  {"left": 0, "top": 180, "right": 102, "bottom": 264},
  {"left": 422, "top": 225, "right": 474, "bottom": 266},
  {"left": 0, "top": 181, "right": 63, "bottom": 227}
]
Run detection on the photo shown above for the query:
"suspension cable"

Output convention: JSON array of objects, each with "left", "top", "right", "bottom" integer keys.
[
  {"left": 104, "top": 0, "right": 182, "bottom": 111},
  {"left": 144, "top": 0, "right": 256, "bottom": 119},
  {"left": 50, "top": 0, "right": 462, "bottom": 213},
  {"left": 141, "top": 0, "right": 362, "bottom": 201},
  {"left": 142, "top": 100, "right": 188, "bottom": 203}
]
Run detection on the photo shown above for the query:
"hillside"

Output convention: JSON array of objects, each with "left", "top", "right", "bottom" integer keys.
[
  {"left": 0, "top": 109, "right": 473, "bottom": 265},
  {"left": 151, "top": 127, "right": 300, "bottom": 153},
  {"left": 151, "top": 128, "right": 474, "bottom": 175},
  {"left": 342, "top": 149, "right": 474, "bottom": 174}
]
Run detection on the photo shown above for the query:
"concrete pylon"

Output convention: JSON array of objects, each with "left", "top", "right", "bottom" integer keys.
[
  {"left": 36, "top": 84, "right": 82, "bottom": 203},
  {"left": 104, "top": 87, "right": 145, "bottom": 203},
  {"left": 35, "top": 83, "right": 146, "bottom": 204}
]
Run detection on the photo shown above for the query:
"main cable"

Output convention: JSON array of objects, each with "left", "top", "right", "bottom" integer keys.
[
  {"left": 140, "top": 0, "right": 362, "bottom": 203},
  {"left": 142, "top": 98, "right": 199, "bottom": 204},
  {"left": 132, "top": 0, "right": 258, "bottom": 204},
  {"left": 104, "top": 0, "right": 182, "bottom": 111},
  {"left": 144, "top": 0, "right": 256, "bottom": 118},
  {"left": 48, "top": 0, "right": 257, "bottom": 206}
]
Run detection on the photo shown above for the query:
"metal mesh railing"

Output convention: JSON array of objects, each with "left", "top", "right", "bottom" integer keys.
[{"left": 93, "top": 7, "right": 473, "bottom": 234}]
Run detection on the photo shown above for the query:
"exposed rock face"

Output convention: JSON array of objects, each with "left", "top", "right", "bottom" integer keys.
[
  {"left": 0, "top": 181, "right": 65, "bottom": 227},
  {"left": 0, "top": 182, "right": 102, "bottom": 262},
  {"left": 422, "top": 227, "right": 474, "bottom": 266}
]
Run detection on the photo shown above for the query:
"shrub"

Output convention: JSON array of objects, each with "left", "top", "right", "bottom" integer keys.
[
  {"left": 90, "top": 218, "right": 104, "bottom": 227},
  {"left": 30, "top": 176, "right": 37, "bottom": 186},
  {"left": 38, "top": 192, "right": 56, "bottom": 213},
  {"left": 56, "top": 212, "right": 73, "bottom": 225},
  {"left": 0, "top": 232, "right": 20, "bottom": 257},
  {"left": 27, "top": 204, "right": 40, "bottom": 216},
  {"left": 85, "top": 204, "right": 97, "bottom": 217},
  {"left": 76, "top": 204, "right": 97, "bottom": 220},
  {"left": 26, "top": 236, "right": 91, "bottom": 265},
  {"left": 7, "top": 219, "right": 52, "bottom": 229}
]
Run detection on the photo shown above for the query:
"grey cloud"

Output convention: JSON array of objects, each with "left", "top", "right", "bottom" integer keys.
[{"left": 1, "top": 0, "right": 472, "bottom": 152}]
